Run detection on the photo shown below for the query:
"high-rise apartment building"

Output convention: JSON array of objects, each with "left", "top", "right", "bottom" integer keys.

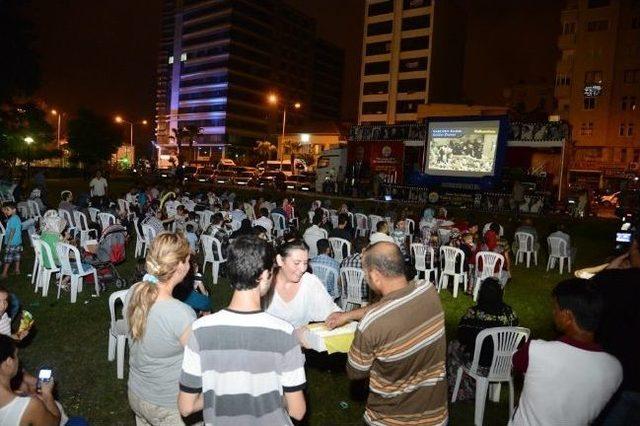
[
  {"left": 358, "top": 0, "right": 466, "bottom": 125},
  {"left": 555, "top": 0, "right": 640, "bottom": 186},
  {"left": 155, "top": 0, "right": 343, "bottom": 164}
]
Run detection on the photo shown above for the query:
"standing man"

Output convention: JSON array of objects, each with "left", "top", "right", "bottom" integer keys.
[
  {"left": 331, "top": 242, "right": 448, "bottom": 425},
  {"left": 178, "top": 235, "right": 306, "bottom": 425},
  {"left": 89, "top": 170, "right": 108, "bottom": 208}
]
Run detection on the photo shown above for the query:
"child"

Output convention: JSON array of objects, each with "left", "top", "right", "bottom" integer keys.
[
  {"left": 2, "top": 202, "right": 23, "bottom": 279},
  {"left": 185, "top": 223, "right": 198, "bottom": 253},
  {"left": 0, "top": 285, "right": 29, "bottom": 340}
]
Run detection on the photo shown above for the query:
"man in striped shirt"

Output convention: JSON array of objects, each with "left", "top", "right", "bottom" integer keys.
[
  {"left": 178, "top": 235, "right": 307, "bottom": 425},
  {"left": 331, "top": 242, "right": 448, "bottom": 425}
]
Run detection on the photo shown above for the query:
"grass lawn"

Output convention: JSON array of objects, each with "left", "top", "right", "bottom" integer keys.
[{"left": 9, "top": 178, "right": 619, "bottom": 425}]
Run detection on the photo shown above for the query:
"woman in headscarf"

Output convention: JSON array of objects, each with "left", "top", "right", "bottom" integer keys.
[
  {"left": 446, "top": 277, "right": 519, "bottom": 400},
  {"left": 419, "top": 207, "right": 437, "bottom": 242}
]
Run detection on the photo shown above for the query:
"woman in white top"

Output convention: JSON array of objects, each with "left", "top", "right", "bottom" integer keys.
[
  {"left": 0, "top": 335, "right": 61, "bottom": 425},
  {"left": 265, "top": 240, "right": 341, "bottom": 329}
]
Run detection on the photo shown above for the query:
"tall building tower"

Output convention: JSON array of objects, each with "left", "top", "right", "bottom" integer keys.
[
  {"left": 357, "top": 0, "right": 467, "bottom": 125},
  {"left": 555, "top": 0, "right": 640, "bottom": 187},
  {"left": 155, "top": 0, "right": 343, "bottom": 164}
]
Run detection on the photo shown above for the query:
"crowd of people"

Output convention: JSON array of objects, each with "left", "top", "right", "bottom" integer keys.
[{"left": 0, "top": 170, "right": 638, "bottom": 425}]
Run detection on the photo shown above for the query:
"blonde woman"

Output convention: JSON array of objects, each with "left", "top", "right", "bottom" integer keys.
[{"left": 126, "top": 232, "right": 196, "bottom": 425}]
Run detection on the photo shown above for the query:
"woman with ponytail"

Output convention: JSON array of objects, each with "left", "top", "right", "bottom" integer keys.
[{"left": 126, "top": 232, "right": 196, "bottom": 425}]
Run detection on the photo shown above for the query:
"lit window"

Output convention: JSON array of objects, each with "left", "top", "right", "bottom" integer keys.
[
  {"left": 181, "top": 53, "right": 187, "bottom": 62},
  {"left": 168, "top": 56, "right": 174, "bottom": 64}
]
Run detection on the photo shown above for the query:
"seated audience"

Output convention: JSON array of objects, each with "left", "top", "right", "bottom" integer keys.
[
  {"left": 309, "top": 239, "right": 340, "bottom": 299},
  {"left": 230, "top": 218, "right": 253, "bottom": 239},
  {"left": 178, "top": 235, "right": 306, "bottom": 424},
  {"left": 511, "top": 278, "right": 622, "bottom": 425},
  {"left": 369, "top": 221, "right": 394, "bottom": 245},
  {"left": 329, "top": 213, "right": 353, "bottom": 242},
  {"left": 512, "top": 218, "right": 539, "bottom": 253},
  {"left": 548, "top": 223, "right": 576, "bottom": 260},
  {"left": 58, "top": 190, "right": 76, "bottom": 216},
  {"left": 184, "top": 223, "right": 198, "bottom": 253},
  {"left": 253, "top": 208, "right": 273, "bottom": 237},
  {"left": 447, "top": 277, "right": 518, "bottom": 400},
  {"left": 303, "top": 213, "right": 326, "bottom": 258},
  {"left": 340, "top": 237, "right": 370, "bottom": 302},
  {"left": 264, "top": 240, "right": 341, "bottom": 329}
]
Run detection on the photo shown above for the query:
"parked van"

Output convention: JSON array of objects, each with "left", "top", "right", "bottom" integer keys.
[{"left": 256, "top": 160, "right": 306, "bottom": 176}]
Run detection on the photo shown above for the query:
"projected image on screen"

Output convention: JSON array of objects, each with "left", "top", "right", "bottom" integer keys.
[{"left": 426, "top": 120, "right": 500, "bottom": 177}]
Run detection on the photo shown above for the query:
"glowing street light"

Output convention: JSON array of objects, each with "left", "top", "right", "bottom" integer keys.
[
  {"left": 51, "top": 109, "right": 62, "bottom": 149},
  {"left": 266, "top": 93, "right": 302, "bottom": 172},
  {"left": 267, "top": 93, "right": 278, "bottom": 105}
]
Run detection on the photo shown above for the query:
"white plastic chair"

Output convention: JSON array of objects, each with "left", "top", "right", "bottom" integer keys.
[
  {"left": 117, "top": 199, "right": 135, "bottom": 221},
  {"left": 30, "top": 236, "right": 42, "bottom": 288},
  {"left": 55, "top": 242, "right": 99, "bottom": 303},
  {"left": 547, "top": 236, "right": 571, "bottom": 274},
  {"left": 330, "top": 212, "right": 339, "bottom": 229},
  {"left": 108, "top": 290, "right": 129, "bottom": 379},
  {"left": 329, "top": 237, "right": 351, "bottom": 263},
  {"left": 346, "top": 211, "right": 355, "bottom": 229},
  {"left": 271, "top": 213, "right": 287, "bottom": 238},
  {"left": 452, "top": 326, "right": 530, "bottom": 426},
  {"left": 133, "top": 218, "right": 147, "bottom": 258},
  {"left": 340, "top": 267, "right": 367, "bottom": 310},
  {"left": 438, "top": 246, "right": 467, "bottom": 298},
  {"left": 27, "top": 200, "right": 42, "bottom": 220},
  {"left": 57, "top": 209, "right": 77, "bottom": 238},
  {"left": 201, "top": 234, "right": 226, "bottom": 284},
  {"left": 196, "top": 210, "right": 214, "bottom": 231},
  {"left": 141, "top": 224, "right": 158, "bottom": 256},
  {"left": 437, "top": 228, "right": 451, "bottom": 245},
  {"left": 98, "top": 212, "right": 116, "bottom": 230},
  {"left": 73, "top": 211, "right": 97, "bottom": 247},
  {"left": 355, "top": 213, "right": 369, "bottom": 237},
  {"left": 312, "top": 264, "right": 339, "bottom": 299},
  {"left": 88, "top": 207, "right": 100, "bottom": 223},
  {"left": 368, "top": 214, "right": 384, "bottom": 235},
  {"left": 411, "top": 243, "right": 437, "bottom": 283},
  {"left": 474, "top": 252, "right": 505, "bottom": 301},
  {"left": 36, "top": 241, "right": 59, "bottom": 297},
  {"left": 0, "top": 221, "right": 5, "bottom": 253},
  {"left": 405, "top": 218, "right": 415, "bottom": 244},
  {"left": 514, "top": 232, "right": 538, "bottom": 268}
]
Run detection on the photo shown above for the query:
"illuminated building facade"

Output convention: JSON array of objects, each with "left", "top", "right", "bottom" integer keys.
[{"left": 155, "top": 0, "right": 343, "bottom": 165}]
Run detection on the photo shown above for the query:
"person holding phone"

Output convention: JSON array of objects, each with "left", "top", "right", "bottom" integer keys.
[{"left": 0, "top": 335, "right": 61, "bottom": 425}]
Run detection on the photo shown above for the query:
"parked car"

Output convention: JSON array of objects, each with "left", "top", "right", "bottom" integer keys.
[
  {"left": 157, "top": 168, "right": 175, "bottom": 180},
  {"left": 213, "top": 170, "right": 235, "bottom": 185},
  {"left": 234, "top": 171, "right": 257, "bottom": 186},
  {"left": 216, "top": 159, "right": 237, "bottom": 171},
  {"left": 182, "top": 166, "right": 198, "bottom": 182},
  {"left": 255, "top": 171, "right": 286, "bottom": 191},
  {"left": 284, "top": 174, "right": 314, "bottom": 192},
  {"left": 599, "top": 191, "right": 621, "bottom": 207},
  {"left": 193, "top": 167, "right": 216, "bottom": 183}
]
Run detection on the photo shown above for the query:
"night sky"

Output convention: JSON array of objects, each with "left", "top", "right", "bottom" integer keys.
[{"left": 24, "top": 0, "right": 560, "bottom": 144}]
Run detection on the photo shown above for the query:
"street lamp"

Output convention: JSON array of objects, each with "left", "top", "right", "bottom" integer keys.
[
  {"left": 267, "top": 93, "right": 301, "bottom": 168},
  {"left": 24, "top": 136, "right": 34, "bottom": 180},
  {"left": 115, "top": 116, "right": 148, "bottom": 165},
  {"left": 50, "top": 109, "right": 62, "bottom": 149}
]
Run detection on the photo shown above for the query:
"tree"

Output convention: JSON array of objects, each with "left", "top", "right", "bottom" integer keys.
[
  {"left": 67, "top": 109, "right": 121, "bottom": 166},
  {"left": 0, "top": 103, "right": 54, "bottom": 169},
  {"left": 254, "top": 140, "right": 276, "bottom": 161}
]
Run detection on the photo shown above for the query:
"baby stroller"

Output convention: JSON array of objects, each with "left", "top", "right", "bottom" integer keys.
[{"left": 84, "top": 224, "right": 128, "bottom": 289}]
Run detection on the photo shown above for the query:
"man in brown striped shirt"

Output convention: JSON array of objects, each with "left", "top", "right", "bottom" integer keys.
[{"left": 342, "top": 242, "right": 448, "bottom": 425}]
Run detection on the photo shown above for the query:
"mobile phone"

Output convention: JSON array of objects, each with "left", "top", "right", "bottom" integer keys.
[
  {"left": 616, "top": 232, "right": 632, "bottom": 243},
  {"left": 38, "top": 368, "right": 53, "bottom": 382}
]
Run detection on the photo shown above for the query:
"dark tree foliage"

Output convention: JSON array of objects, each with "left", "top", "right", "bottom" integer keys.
[
  {"left": 0, "top": 103, "right": 54, "bottom": 168},
  {"left": 67, "top": 109, "right": 122, "bottom": 165}
]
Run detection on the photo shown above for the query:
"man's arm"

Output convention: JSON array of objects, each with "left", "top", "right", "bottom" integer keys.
[
  {"left": 325, "top": 303, "right": 375, "bottom": 330},
  {"left": 178, "top": 390, "right": 204, "bottom": 417},
  {"left": 284, "top": 390, "right": 306, "bottom": 421}
]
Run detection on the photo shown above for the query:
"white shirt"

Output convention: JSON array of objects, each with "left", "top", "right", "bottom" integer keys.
[
  {"left": 265, "top": 272, "right": 341, "bottom": 328},
  {"left": 0, "top": 312, "right": 11, "bottom": 336},
  {"left": 369, "top": 232, "right": 395, "bottom": 245},
  {"left": 230, "top": 209, "right": 247, "bottom": 223},
  {"left": 511, "top": 339, "right": 622, "bottom": 426},
  {"left": 303, "top": 225, "right": 327, "bottom": 258},
  {"left": 89, "top": 177, "right": 108, "bottom": 196}
]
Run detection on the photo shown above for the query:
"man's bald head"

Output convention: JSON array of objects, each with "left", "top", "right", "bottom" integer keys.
[{"left": 363, "top": 242, "right": 405, "bottom": 278}]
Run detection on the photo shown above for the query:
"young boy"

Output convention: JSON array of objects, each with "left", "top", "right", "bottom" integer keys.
[
  {"left": 185, "top": 223, "right": 198, "bottom": 253},
  {"left": 510, "top": 278, "right": 622, "bottom": 425},
  {"left": 2, "top": 202, "right": 23, "bottom": 279}
]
